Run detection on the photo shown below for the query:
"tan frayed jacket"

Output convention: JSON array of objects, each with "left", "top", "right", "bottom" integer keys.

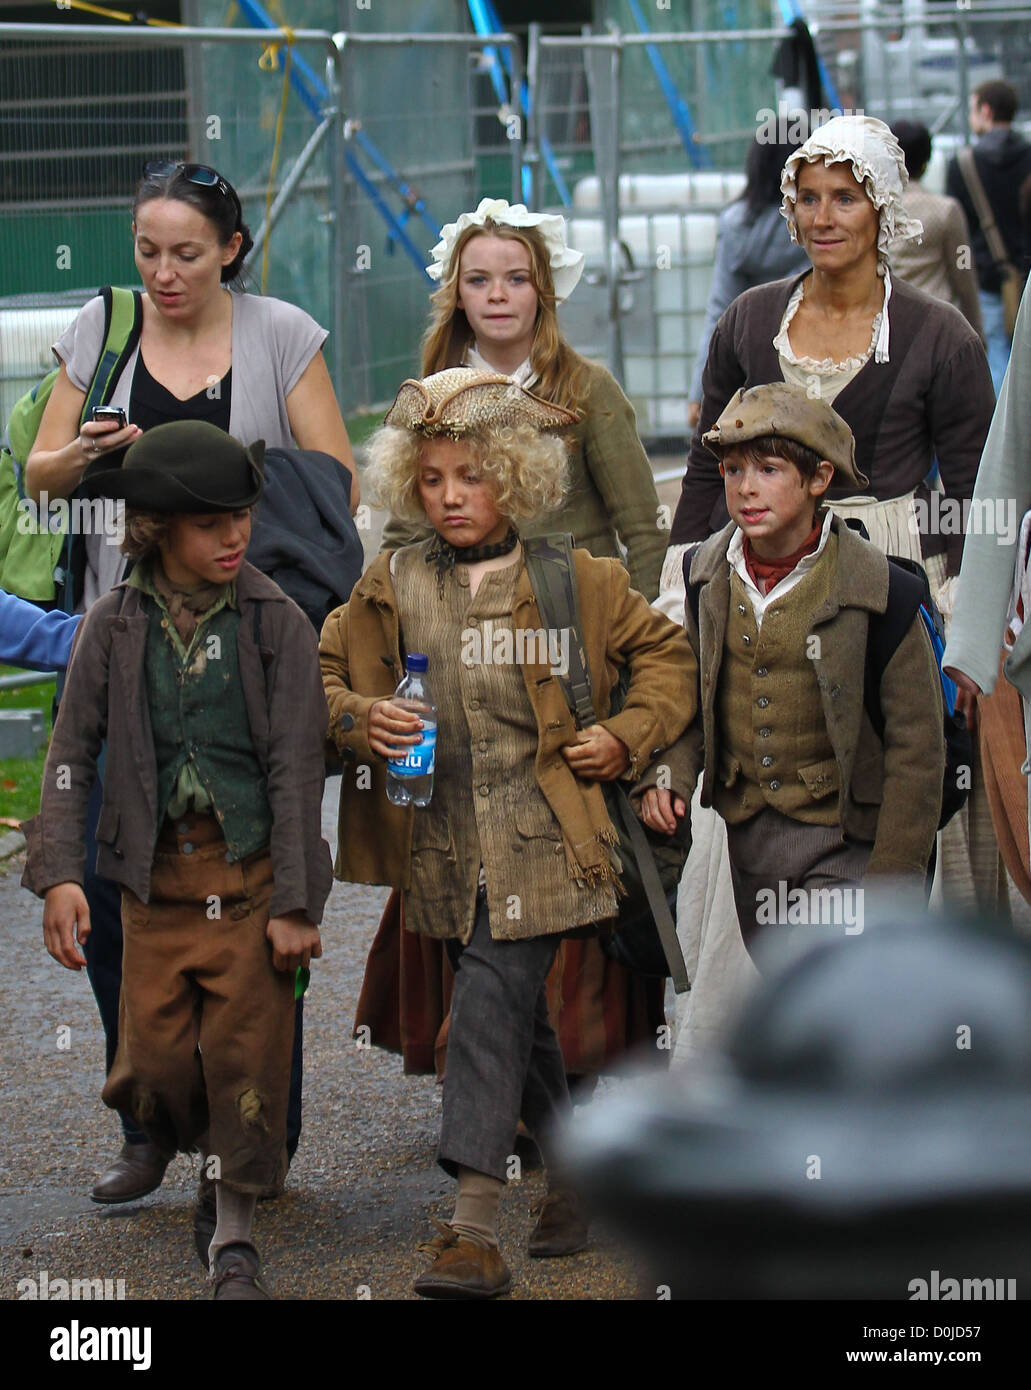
[{"left": 319, "top": 546, "right": 697, "bottom": 927}]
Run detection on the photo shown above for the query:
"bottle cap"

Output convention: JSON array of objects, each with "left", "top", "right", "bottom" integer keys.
[{"left": 407, "top": 653, "right": 429, "bottom": 673}]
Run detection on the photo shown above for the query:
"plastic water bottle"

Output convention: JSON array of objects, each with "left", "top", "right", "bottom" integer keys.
[{"left": 386, "top": 653, "right": 437, "bottom": 807}]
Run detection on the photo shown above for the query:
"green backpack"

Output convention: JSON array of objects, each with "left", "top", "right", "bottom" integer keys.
[{"left": 0, "top": 286, "right": 142, "bottom": 603}]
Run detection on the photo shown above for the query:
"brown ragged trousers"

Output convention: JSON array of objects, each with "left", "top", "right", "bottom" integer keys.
[{"left": 103, "top": 814, "right": 295, "bottom": 1193}]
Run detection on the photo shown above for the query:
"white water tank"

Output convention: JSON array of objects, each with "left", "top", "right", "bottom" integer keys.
[{"left": 0, "top": 307, "right": 81, "bottom": 430}]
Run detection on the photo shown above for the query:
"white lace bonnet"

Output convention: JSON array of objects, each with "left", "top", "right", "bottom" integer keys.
[{"left": 780, "top": 115, "right": 923, "bottom": 263}]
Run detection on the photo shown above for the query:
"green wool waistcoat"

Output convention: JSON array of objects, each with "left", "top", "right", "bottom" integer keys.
[
  {"left": 145, "top": 600, "right": 272, "bottom": 859},
  {"left": 714, "top": 539, "right": 840, "bottom": 826}
]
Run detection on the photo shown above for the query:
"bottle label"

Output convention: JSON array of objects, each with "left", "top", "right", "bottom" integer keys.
[{"left": 387, "top": 727, "right": 437, "bottom": 778}]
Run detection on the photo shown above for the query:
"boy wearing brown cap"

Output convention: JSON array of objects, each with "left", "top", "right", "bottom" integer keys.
[
  {"left": 642, "top": 384, "right": 944, "bottom": 947},
  {"left": 22, "top": 420, "right": 333, "bottom": 1298}
]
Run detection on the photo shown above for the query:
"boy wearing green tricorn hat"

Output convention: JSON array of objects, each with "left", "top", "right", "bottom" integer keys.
[
  {"left": 22, "top": 419, "right": 333, "bottom": 1299},
  {"left": 640, "top": 383, "right": 944, "bottom": 948}
]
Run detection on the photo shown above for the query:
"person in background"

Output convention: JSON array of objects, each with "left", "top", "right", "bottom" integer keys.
[
  {"left": 1, "top": 590, "right": 79, "bottom": 670},
  {"left": 946, "top": 80, "right": 1031, "bottom": 392},
  {"left": 944, "top": 289, "right": 1031, "bottom": 899},
  {"left": 888, "top": 119, "right": 984, "bottom": 338},
  {"left": 687, "top": 125, "right": 811, "bottom": 432},
  {"left": 384, "top": 198, "right": 664, "bottom": 598},
  {"left": 23, "top": 160, "right": 353, "bottom": 1210}
]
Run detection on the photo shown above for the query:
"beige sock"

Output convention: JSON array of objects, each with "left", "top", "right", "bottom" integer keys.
[
  {"left": 451, "top": 1166, "right": 503, "bottom": 1249},
  {"left": 208, "top": 1182, "right": 258, "bottom": 1272}
]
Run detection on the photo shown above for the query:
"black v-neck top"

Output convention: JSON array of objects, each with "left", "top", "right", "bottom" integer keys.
[{"left": 129, "top": 352, "right": 232, "bottom": 434}]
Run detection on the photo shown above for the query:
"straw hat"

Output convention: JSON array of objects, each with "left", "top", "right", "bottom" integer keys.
[{"left": 383, "top": 367, "right": 578, "bottom": 436}]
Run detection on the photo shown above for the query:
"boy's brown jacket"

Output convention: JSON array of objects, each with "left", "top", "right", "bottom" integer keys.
[
  {"left": 657, "top": 515, "right": 945, "bottom": 878},
  {"left": 21, "top": 563, "right": 333, "bottom": 924},
  {"left": 319, "top": 547, "right": 697, "bottom": 900}
]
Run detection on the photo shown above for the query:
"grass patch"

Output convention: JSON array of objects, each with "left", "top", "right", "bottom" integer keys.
[
  {"left": 345, "top": 410, "right": 388, "bottom": 450},
  {"left": 0, "top": 666, "right": 54, "bottom": 824}
]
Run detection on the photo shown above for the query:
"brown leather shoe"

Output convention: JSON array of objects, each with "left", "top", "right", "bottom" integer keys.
[
  {"left": 413, "top": 1222, "right": 511, "bottom": 1300},
  {"left": 90, "top": 1141, "right": 172, "bottom": 1205},
  {"left": 528, "top": 1189, "right": 589, "bottom": 1257},
  {"left": 209, "top": 1242, "right": 271, "bottom": 1300}
]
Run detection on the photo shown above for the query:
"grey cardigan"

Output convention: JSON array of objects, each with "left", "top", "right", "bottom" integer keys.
[{"left": 55, "top": 289, "right": 327, "bottom": 606}]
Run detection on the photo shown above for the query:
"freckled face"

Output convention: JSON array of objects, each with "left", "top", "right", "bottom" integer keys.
[
  {"left": 794, "top": 160, "right": 880, "bottom": 274},
  {"left": 456, "top": 234, "right": 540, "bottom": 360},
  {"left": 416, "top": 436, "right": 509, "bottom": 549},
  {"left": 721, "top": 448, "right": 832, "bottom": 558}
]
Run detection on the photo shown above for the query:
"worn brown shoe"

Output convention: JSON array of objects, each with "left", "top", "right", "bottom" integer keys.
[
  {"left": 209, "top": 1242, "right": 271, "bottom": 1300},
  {"left": 90, "top": 1141, "right": 172, "bottom": 1205},
  {"left": 528, "top": 1189, "right": 589, "bottom": 1257},
  {"left": 413, "top": 1221, "right": 511, "bottom": 1300}
]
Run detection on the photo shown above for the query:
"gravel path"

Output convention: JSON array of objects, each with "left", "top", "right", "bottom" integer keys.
[{"left": 0, "top": 781, "right": 647, "bottom": 1302}]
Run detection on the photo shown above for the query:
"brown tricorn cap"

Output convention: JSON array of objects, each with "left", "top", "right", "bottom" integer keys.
[
  {"left": 702, "top": 384, "right": 868, "bottom": 489},
  {"left": 383, "top": 367, "right": 578, "bottom": 436}
]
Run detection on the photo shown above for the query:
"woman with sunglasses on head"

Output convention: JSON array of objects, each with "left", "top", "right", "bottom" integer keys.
[
  {"left": 23, "top": 160, "right": 353, "bottom": 1216},
  {"left": 26, "top": 160, "right": 358, "bottom": 606}
]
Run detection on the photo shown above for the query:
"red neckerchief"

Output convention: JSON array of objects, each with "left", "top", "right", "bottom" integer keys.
[{"left": 743, "top": 520, "right": 823, "bottom": 596}]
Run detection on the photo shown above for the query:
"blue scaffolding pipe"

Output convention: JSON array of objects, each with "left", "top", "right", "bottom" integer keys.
[
  {"left": 775, "top": 0, "right": 843, "bottom": 111},
  {"left": 625, "top": 0, "right": 712, "bottom": 169},
  {"left": 234, "top": 0, "right": 437, "bottom": 278},
  {"left": 468, "top": 0, "right": 571, "bottom": 206}
]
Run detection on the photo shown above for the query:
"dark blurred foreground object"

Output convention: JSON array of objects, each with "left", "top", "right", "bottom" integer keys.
[{"left": 564, "top": 908, "right": 1031, "bottom": 1299}]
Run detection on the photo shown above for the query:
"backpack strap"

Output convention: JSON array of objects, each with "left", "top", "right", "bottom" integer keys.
[
  {"left": 79, "top": 286, "right": 143, "bottom": 424},
  {"left": 524, "top": 534, "right": 689, "bottom": 990},
  {"left": 60, "top": 288, "right": 143, "bottom": 612},
  {"left": 863, "top": 560, "right": 926, "bottom": 737},
  {"left": 956, "top": 146, "right": 1017, "bottom": 277},
  {"left": 681, "top": 543, "right": 702, "bottom": 631},
  {"left": 523, "top": 534, "right": 596, "bottom": 729}
]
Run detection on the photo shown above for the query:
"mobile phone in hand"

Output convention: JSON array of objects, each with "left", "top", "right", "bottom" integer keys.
[{"left": 91, "top": 405, "right": 127, "bottom": 429}]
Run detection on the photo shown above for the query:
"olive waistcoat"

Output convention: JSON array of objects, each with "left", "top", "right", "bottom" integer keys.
[
  {"left": 145, "top": 599, "right": 272, "bottom": 859},
  {"left": 714, "top": 536, "right": 840, "bottom": 826}
]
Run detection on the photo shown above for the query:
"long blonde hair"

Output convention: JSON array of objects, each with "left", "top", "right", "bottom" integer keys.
[{"left": 420, "top": 219, "right": 588, "bottom": 414}]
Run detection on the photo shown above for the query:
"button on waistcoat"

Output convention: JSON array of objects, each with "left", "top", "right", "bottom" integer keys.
[
  {"left": 714, "top": 537, "right": 839, "bottom": 826},
  {"left": 145, "top": 600, "right": 272, "bottom": 859}
]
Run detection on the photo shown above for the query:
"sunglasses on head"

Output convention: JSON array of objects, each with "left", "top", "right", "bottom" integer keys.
[{"left": 142, "top": 161, "right": 242, "bottom": 224}]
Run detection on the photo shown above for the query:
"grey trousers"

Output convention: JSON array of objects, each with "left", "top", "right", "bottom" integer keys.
[
  {"left": 725, "top": 806, "right": 872, "bottom": 957},
  {"left": 440, "top": 892, "right": 567, "bottom": 1182}
]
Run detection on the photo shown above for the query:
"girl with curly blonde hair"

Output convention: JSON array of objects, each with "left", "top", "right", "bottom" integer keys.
[{"left": 322, "top": 370, "right": 695, "bottom": 1299}]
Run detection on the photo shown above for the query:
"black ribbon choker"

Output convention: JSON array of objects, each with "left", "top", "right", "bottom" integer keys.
[{"left": 425, "top": 524, "right": 520, "bottom": 596}]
